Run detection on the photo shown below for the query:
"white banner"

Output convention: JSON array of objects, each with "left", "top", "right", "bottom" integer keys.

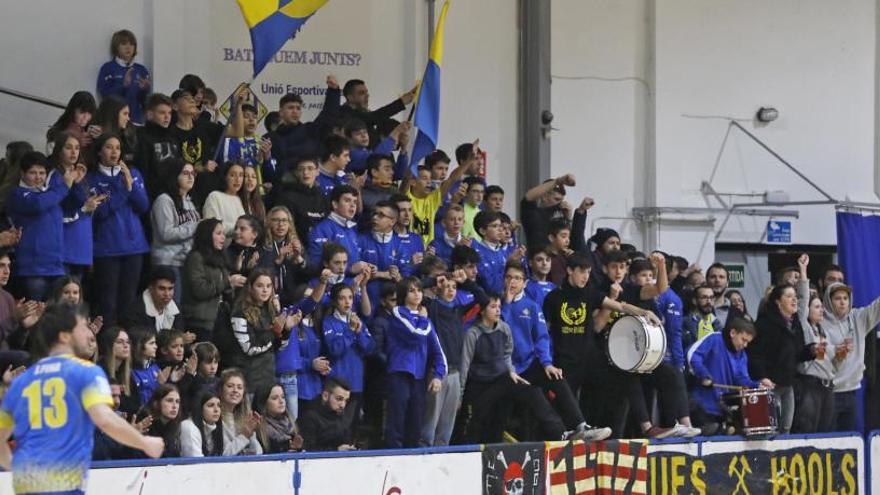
[{"left": 0, "top": 450, "right": 482, "bottom": 495}]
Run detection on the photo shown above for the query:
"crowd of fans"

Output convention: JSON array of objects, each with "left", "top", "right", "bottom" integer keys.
[{"left": 0, "top": 29, "right": 876, "bottom": 459}]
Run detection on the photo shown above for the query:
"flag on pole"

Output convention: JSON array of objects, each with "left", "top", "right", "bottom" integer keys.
[
  {"left": 409, "top": 0, "right": 450, "bottom": 175},
  {"left": 237, "top": 0, "right": 329, "bottom": 79}
]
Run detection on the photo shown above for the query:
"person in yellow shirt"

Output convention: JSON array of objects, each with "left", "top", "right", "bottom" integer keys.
[{"left": 403, "top": 147, "right": 477, "bottom": 245}]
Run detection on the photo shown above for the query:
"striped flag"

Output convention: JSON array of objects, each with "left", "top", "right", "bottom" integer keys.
[
  {"left": 236, "top": 0, "right": 329, "bottom": 78},
  {"left": 409, "top": 0, "right": 450, "bottom": 174},
  {"left": 547, "top": 440, "right": 649, "bottom": 495}
]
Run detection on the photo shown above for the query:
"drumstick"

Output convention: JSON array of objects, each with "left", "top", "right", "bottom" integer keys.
[{"left": 712, "top": 384, "right": 745, "bottom": 391}]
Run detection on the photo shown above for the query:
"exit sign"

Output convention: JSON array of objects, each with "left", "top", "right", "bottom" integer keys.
[{"left": 724, "top": 264, "right": 745, "bottom": 289}]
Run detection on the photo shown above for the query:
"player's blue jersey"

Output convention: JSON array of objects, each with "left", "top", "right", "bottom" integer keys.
[{"left": 0, "top": 354, "right": 113, "bottom": 494}]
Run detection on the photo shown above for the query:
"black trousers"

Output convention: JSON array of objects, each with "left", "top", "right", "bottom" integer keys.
[
  {"left": 463, "top": 374, "right": 565, "bottom": 444},
  {"left": 520, "top": 360, "right": 585, "bottom": 429},
  {"left": 560, "top": 346, "right": 631, "bottom": 438},
  {"left": 793, "top": 374, "right": 834, "bottom": 433},
  {"left": 640, "top": 362, "right": 690, "bottom": 427}
]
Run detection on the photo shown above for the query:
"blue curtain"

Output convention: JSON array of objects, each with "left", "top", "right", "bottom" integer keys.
[{"left": 835, "top": 211, "right": 880, "bottom": 432}]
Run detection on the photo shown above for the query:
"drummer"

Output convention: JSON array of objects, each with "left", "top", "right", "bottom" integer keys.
[
  {"left": 686, "top": 317, "right": 774, "bottom": 433},
  {"left": 612, "top": 254, "right": 700, "bottom": 438}
]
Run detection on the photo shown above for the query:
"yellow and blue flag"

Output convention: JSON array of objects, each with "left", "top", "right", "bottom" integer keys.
[
  {"left": 237, "top": 0, "right": 329, "bottom": 78},
  {"left": 410, "top": 0, "right": 450, "bottom": 173}
]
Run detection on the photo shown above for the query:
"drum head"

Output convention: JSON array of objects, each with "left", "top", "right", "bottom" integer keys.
[{"left": 608, "top": 316, "right": 647, "bottom": 371}]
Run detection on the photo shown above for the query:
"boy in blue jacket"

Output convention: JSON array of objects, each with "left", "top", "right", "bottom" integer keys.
[
  {"left": 384, "top": 277, "right": 447, "bottom": 448},
  {"left": 358, "top": 200, "right": 407, "bottom": 315},
  {"left": 428, "top": 204, "right": 470, "bottom": 267},
  {"left": 315, "top": 135, "right": 351, "bottom": 198},
  {"left": 501, "top": 263, "right": 611, "bottom": 441},
  {"left": 472, "top": 211, "right": 519, "bottom": 294},
  {"left": 391, "top": 194, "right": 425, "bottom": 278},
  {"left": 96, "top": 30, "right": 151, "bottom": 124},
  {"left": 307, "top": 185, "right": 364, "bottom": 273},
  {"left": 687, "top": 316, "right": 774, "bottom": 429},
  {"left": 8, "top": 152, "right": 75, "bottom": 300},
  {"left": 524, "top": 246, "right": 557, "bottom": 310}
]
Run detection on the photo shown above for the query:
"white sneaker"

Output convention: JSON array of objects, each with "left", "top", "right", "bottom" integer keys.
[
  {"left": 670, "top": 423, "right": 701, "bottom": 438},
  {"left": 580, "top": 425, "right": 612, "bottom": 442}
]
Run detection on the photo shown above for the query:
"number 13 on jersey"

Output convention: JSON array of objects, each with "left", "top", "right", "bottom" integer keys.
[{"left": 22, "top": 378, "right": 68, "bottom": 429}]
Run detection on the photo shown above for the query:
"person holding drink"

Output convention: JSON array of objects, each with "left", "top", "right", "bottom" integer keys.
[
  {"left": 821, "top": 266, "right": 880, "bottom": 431},
  {"left": 793, "top": 254, "right": 836, "bottom": 432}
]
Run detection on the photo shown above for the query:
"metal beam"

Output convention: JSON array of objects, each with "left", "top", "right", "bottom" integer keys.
[
  {"left": 632, "top": 206, "right": 800, "bottom": 221},
  {"left": 517, "top": 0, "right": 552, "bottom": 202},
  {"left": 729, "top": 121, "right": 837, "bottom": 202}
]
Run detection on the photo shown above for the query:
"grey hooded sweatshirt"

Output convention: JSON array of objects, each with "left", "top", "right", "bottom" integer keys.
[
  {"left": 796, "top": 279, "right": 835, "bottom": 381},
  {"left": 822, "top": 282, "right": 880, "bottom": 393},
  {"left": 459, "top": 319, "right": 516, "bottom": 394}
]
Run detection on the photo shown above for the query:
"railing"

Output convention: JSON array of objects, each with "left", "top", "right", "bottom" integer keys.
[{"left": 0, "top": 86, "right": 65, "bottom": 109}]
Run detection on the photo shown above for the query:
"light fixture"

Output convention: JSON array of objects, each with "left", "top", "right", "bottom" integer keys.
[{"left": 756, "top": 107, "right": 779, "bottom": 123}]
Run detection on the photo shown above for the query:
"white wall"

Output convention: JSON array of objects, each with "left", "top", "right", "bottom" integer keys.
[
  {"left": 0, "top": 1, "right": 520, "bottom": 211},
  {"left": 551, "top": 0, "right": 651, "bottom": 250},
  {"left": 552, "top": 0, "right": 877, "bottom": 268},
  {"left": 0, "top": 1, "right": 150, "bottom": 148},
  {"left": 435, "top": 0, "right": 519, "bottom": 213},
  {"left": 654, "top": 0, "right": 876, "bottom": 246}
]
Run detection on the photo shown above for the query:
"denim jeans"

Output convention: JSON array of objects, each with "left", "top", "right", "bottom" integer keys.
[
  {"left": 774, "top": 385, "right": 795, "bottom": 434},
  {"left": 278, "top": 372, "right": 298, "bottom": 420}
]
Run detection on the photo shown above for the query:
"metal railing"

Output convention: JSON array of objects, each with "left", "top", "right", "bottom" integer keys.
[{"left": 0, "top": 86, "right": 65, "bottom": 109}]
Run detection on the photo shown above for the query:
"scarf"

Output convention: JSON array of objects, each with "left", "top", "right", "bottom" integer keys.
[{"left": 263, "top": 413, "right": 294, "bottom": 446}]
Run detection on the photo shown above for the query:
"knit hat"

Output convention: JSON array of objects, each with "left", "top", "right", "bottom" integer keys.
[{"left": 591, "top": 228, "right": 620, "bottom": 247}]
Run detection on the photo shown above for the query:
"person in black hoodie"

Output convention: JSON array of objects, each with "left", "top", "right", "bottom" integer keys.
[
  {"left": 269, "top": 75, "right": 341, "bottom": 173},
  {"left": 273, "top": 157, "right": 327, "bottom": 243},
  {"left": 747, "top": 283, "right": 815, "bottom": 434},
  {"left": 134, "top": 93, "right": 180, "bottom": 199}
]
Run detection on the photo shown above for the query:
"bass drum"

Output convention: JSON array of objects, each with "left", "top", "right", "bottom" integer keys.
[{"left": 607, "top": 315, "right": 666, "bottom": 373}]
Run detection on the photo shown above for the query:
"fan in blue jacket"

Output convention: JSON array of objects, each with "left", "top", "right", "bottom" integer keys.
[
  {"left": 275, "top": 291, "right": 321, "bottom": 420},
  {"left": 322, "top": 283, "right": 375, "bottom": 431},
  {"left": 500, "top": 264, "right": 600, "bottom": 437},
  {"left": 307, "top": 185, "right": 362, "bottom": 272},
  {"left": 7, "top": 153, "right": 72, "bottom": 300},
  {"left": 657, "top": 288, "right": 685, "bottom": 370},
  {"left": 87, "top": 134, "right": 150, "bottom": 325},
  {"left": 345, "top": 120, "right": 397, "bottom": 176},
  {"left": 96, "top": 30, "right": 151, "bottom": 124},
  {"left": 472, "top": 211, "right": 511, "bottom": 294},
  {"left": 384, "top": 278, "right": 447, "bottom": 448},
  {"left": 687, "top": 322, "right": 771, "bottom": 421}
]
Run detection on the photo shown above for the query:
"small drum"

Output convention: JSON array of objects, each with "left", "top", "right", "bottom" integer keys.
[
  {"left": 607, "top": 315, "right": 667, "bottom": 373},
  {"left": 723, "top": 388, "right": 778, "bottom": 436}
]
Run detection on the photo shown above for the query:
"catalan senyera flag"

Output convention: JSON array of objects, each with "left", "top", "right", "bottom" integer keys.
[
  {"left": 237, "top": 0, "right": 329, "bottom": 78},
  {"left": 410, "top": 0, "right": 450, "bottom": 174}
]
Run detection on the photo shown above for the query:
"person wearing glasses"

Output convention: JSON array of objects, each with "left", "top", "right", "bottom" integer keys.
[
  {"left": 260, "top": 206, "right": 307, "bottom": 305},
  {"left": 682, "top": 285, "right": 725, "bottom": 352},
  {"left": 151, "top": 158, "right": 201, "bottom": 306}
]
